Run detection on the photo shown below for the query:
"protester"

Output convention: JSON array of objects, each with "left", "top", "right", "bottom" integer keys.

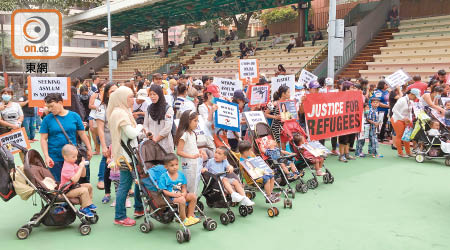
[
  {"left": 421, "top": 86, "right": 445, "bottom": 115},
  {"left": 338, "top": 82, "right": 357, "bottom": 162},
  {"left": 20, "top": 89, "right": 37, "bottom": 142},
  {"left": 371, "top": 81, "right": 390, "bottom": 142},
  {"left": 144, "top": 84, "right": 175, "bottom": 154},
  {"left": 40, "top": 93, "right": 92, "bottom": 182},
  {"left": 133, "top": 89, "right": 150, "bottom": 125},
  {"left": 275, "top": 64, "right": 287, "bottom": 76},
  {"left": 0, "top": 88, "right": 23, "bottom": 134},
  {"left": 88, "top": 82, "right": 106, "bottom": 155}
]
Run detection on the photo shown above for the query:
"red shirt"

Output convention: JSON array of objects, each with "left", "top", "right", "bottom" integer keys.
[
  {"left": 61, "top": 161, "right": 79, "bottom": 188},
  {"left": 407, "top": 81, "right": 428, "bottom": 95}
]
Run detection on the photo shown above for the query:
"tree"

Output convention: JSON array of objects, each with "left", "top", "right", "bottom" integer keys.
[
  {"left": 260, "top": 6, "right": 298, "bottom": 25},
  {"left": 203, "top": 11, "right": 261, "bottom": 39}
]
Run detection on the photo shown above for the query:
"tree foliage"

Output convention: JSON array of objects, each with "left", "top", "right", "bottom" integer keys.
[
  {"left": 0, "top": 0, "right": 102, "bottom": 14},
  {"left": 261, "top": 7, "right": 298, "bottom": 25},
  {"left": 202, "top": 11, "right": 261, "bottom": 39}
]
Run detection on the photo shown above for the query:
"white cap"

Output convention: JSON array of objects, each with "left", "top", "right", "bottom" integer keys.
[
  {"left": 136, "top": 89, "right": 148, "bottom": 101},
  {"left": 325, "top": 77, "right": 334, "bottom": 86},
  {"left": 194, "top": 79, "right": 203, "bottom": 86}
]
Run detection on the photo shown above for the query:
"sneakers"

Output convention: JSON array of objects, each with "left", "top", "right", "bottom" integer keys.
[
  {"left": 114, "top": 217, "right": 136, "bottom": 227},
  {"left": 240, "top": 197, "right": 255, "bottom": 206},
  {"left": 316, "top": 170, "right": 326, "bottom": 176},
  {"left": 231, "top": 192, "right": 244, "bottom": 203},
  {"left": 86, "top": 204, "right": 98, "bottom": 211},
  {"left": 134, "top": 210, "right": 145, "bottom": 218},
  {"left": 110, "top": 199, "right": 116, "bottom": 207},
  {"left": 372, "top": 154, "right": 384, "bottom": 158},
  {"left": 398, "top": 154, "right": 410, "bottom": 158},
  {"left": 339, "top": 156, "right": 348, "bottom": 162},
  {"left": 265, "top": 194, "right": 280, "bottom": 203},
  {"left": 102, "top": 195, "right": 111, "bottom": 204},
  {"left": 356, "top": 153, "right": 365, "bottom": 158},
  {"left": 126, "top": 198, "right": 131, "bottom": 208},
  {"left": 330, "top": 150, "right": 339, "bottom": 156},
  {"left": 79, "top": 207, "right": 95, "bottom": 217},
  {"left": 97, "top": 181, "right": 104, "bottom": 190},
  {"left": 346, "top": 154, "right": 356, "bottom": 160},
  {"left": 183, "top": 216, "right": 200, "bottom": 226}
]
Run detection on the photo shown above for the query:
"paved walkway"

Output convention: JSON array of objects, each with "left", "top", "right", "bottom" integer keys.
[{"left": 1, "top": 135, "right": 449, "bottom": 249}]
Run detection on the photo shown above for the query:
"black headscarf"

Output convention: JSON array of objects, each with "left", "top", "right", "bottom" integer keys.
[{"left": 149, "top": 84, "right": 167, "bottom": 124}]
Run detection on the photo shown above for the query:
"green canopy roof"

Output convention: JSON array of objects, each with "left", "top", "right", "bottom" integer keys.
[{"left": 66, "top": 0, "right": 299, "bottom": 36}]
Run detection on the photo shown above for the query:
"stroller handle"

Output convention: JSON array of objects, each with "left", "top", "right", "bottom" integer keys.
[{"left": 7, "top": 142, "right": 28, "bottom": 154}]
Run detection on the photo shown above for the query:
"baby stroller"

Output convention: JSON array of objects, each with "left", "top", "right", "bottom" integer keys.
[
  {"left": 282, "top": 121, "right": 335, "bottom": 190},
  {"left": 11, "top": 144, "right": 98, "bottom": 240},
  {"left": 250, "top": 122, "right": 296, "bottom": 199},
  {"left": 412, "top": 111, "right": 450, "bottom": 165},
  {"left": 136, "top": 139, "right": 217, "bottom": 243}
]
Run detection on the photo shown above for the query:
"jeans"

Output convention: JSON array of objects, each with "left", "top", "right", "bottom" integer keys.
[
  {"left": 259, "top": 34, "right": 268, "bottom": 41},
  {"left": 50, "top": 161, "right": 64, "bottom": 182},
  {"left": 368, "top": 130, "right": 379, "bottom": 155},
  {"left": 355, "top": 139, "right": 365, "bottom": 156},
  {"left": 23, "top": 116, "right": 36, "bottom": 140},
  {"left": 390, "top": 18, "right": 400, "bottom": 28},
  {"left": 115, "top": 170, "right": 143, "bottom": 220},
  {"left": 98, "top": 156, "right": 106, "bottom": 182},
  {"left": 378, "top": 111, "right": 389, "bottom": 141},
  {"left": 286, "top": 44, "right": 294, "bottom": 53}
]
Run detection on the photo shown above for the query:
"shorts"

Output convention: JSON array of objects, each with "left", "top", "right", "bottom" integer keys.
[
  {"left": 338, "top": 133, "right": 356, "bottom": 145},
  {"left": 262, "top": 174, "right": 273, "bottom": 185},
  {"left": 221, "top": 173, "right": 240, "bottom": 185},
  {"left": 88, "top": 117, "right": 97, "bottom": 128}
]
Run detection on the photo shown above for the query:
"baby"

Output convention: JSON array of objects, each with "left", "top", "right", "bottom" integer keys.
[
  {"left": 263, "top": 139, "right": 300, "bottom": 180},
  {"left": 428, "top": 119, "right": 441, "bottom": 137},
  {"left": 60, "top": 144, "right": 96, "bottom": 217},
  {"left": 292, "top": 134, "right": 326, "bottom": 176},
  {"left": 202, "top": 146, "right": 254, "bottom": 206}
]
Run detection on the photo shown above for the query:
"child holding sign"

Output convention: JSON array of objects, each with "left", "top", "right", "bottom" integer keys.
[
  {"left": 175, "top": 110, "right": 207, "bottom": 195},
  {"left": 292, "top": 134, "right": 327, "bottom": 176}
]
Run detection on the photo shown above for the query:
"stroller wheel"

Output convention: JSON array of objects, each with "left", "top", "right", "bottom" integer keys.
[
  {"left": 323, "top": 174, "right": 329, "bottom": 184},
  {"left": 139, "top": 222, "right": 153, "bottom": 233},
  {"left": 283, "top": 199, "right": 287, "bottom": 209},
  {"left": 288, "top": 200, "right": 293, "bottom": 209},
  {"left": 445, "top": 158, "right": 450, "bottom": 166},
  {"left": 89, "top": 214, "right": 99, "bottom": 224},
  {"left": 290, "top": 189, "right": 296, "bottom": 199},
  {"left": 273, "top": 207, "right": 280, "bottom": 216},
  {"left": 307, "top": 179, "right": 315, "bottom": 189},
  {"left": 251, "top": 191, "right": 256, "bottom": 200},
  {"left": 247, "top": 206, "right": 254, "bottom": 214},
  {"left": 313, "top": 179, "right": 319, "bottom": 189},
  {"left": 16, "top": 227, "right": 30, "bottom": 240},
  {"left": 267, "top": 208, "right": 275, "bottom": 217},
  {"left": 415, "top": 154, "right": 425, "bottom": 163},
  {"left": 227, "top": 211, "right": 236, "bottom": 222},
  {"left": 79, "top": 224, "right": 91, "bottom": 236},
  {"left": 238, "top": 205, "right": 248, "bottom": 217},
  {"left": 176, "top": 230, "right": 185, "bottom": 243},
  {"left": 329, "top": 175, "right": 335, "bottom": 184},
  {"left": 204, "top": 219, "right": 218, "bottom": 231},
  {"left": 220, "top": 213, "right": 229, "bottom": 225},
  {"left": 183, "top": 228, "right": 191, "bottom": 242}
]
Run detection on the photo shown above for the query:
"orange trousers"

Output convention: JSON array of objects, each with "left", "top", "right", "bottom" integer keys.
[{"left": 391, "top": 118, "right": 411, "bottom": 155}]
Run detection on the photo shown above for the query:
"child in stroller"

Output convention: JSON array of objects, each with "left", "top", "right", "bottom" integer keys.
[
  {"left": 263, "top": 139, "right": 300, "bottom": 180},
  {"left": 292, "top": 134, "right": 326, "bottom": 176},
  {"left": 415, "top": 118, "right": 450, "bottom": 165}
]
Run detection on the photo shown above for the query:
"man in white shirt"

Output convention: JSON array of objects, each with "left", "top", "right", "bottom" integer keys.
[
  {"left": 270, "top": 33, "right": 283, "bottom": 48},
  {"left": 133, "top": 89, "right": 150, "bottom": 124}
]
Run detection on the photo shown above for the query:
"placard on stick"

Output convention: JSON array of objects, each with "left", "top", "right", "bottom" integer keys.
[
  {"left": 28, "top": 76, "right": 71, "bottom": 107},
  {"left": 0, "top": 128, "right": 30, "bottom": 154},
  {"left": 248, "top": 85, "right": 270, "bottom": 107},
  {"left": 278, "top": 100, "right": 298, "bottom": 121},
  {"left": 271, "top": 74, "right": 295, "bottom": 99},
  {"left": 213, "top": 77, "right": 243, "bottom": 99},
  {"left": 239, "top": 59, "right": 259, "bottom": 84},
  {"left": 385, "top": 69, "right": 411, "bottom": 89},
  {"left": 297, "top": 69, "right": 318, "bottom": 89},
  {"left": 214, "top": 99, "right": 240, "bottom": 132}
]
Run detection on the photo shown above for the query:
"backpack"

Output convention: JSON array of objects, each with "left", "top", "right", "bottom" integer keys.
[
  {"left": 0, "top": 143, "right": 16, "bottom": 201},
  {"left": 133, "top": 103, "right": 145, "bottom": 125}
]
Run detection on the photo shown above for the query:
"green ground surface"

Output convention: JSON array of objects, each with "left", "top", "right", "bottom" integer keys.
[{"left": 1, "top": 135, "right": 450, "bottom": 250}]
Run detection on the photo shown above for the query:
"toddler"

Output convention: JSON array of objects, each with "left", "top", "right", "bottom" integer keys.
[
  {"left": 292, "top": 134, "right": 326, "bottom": 176},
  {"left": 355, "top": 103, "right": 370, "bottom": 157},
  {"left": 201, "top": 146, "right": 254, "bottom": 206},
  {"left": 263, "top": 139, "right": 300, "bottom": 180},
  {"left": 428, "top": 119, "right": 441, "bottom": 136},
  {"left": 60, "top": 144, "right": 96, "bottom": 217},
  {"left": 367, "top": 98, "right": 383, "bottom": 158},
  {"left": 444, "top": 101, "right": 450, "bottom": 126},
  {"left": 158, "top": 153, "right": 200, "bottom": 227},
  {"left": 238, "top": 141, "right": 280, "bottom": 203}
]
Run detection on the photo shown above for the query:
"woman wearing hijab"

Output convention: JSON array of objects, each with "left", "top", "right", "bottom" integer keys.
[
  {"left": 107, "top": 86, "right": 144, "bottom": 227},
  {"left": 143, "top": 84, "right": 175, "bottom": 153}
]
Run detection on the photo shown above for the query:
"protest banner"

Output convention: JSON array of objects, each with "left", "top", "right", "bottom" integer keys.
[
  {"left": 238, "top": 59, "right": 259, "bottom": 84},
  {"left": 213, "top": 77, "right": 243, "bottom": 99},
  {"left": 244, "top": 111, "right": 267, "bottom": 131},
  {"left": 248, "top": 84, "right": 270, "bottom": 107},
  {"left": 301, "top": 141, "right": 331, "bottom": 157},
  {"left": 0, "top": 128, "right": 30, "bottom": 154},
  {"left": 27, "top": 76, "right": 71, "bottom": 107},
  {"left": 303, "top": 91, "right": 364, "bottom": 141},
  {"left": 385, "top": 69, "right": 411, "bottom": 89},
  {"left": 297, "top": 69, "right": 318, "bottom": 89},
  {"left": 278, "top": 100, "right": 298, "bottom": 121},
  {"left": 271, "top": 75, "right": 295, "bottom": 99},
  {"left": 214, "top": 99, "right": 240, "bottom": 132},
  {"left": 241, "top": 157, "right": 274, "bottom": 180}
]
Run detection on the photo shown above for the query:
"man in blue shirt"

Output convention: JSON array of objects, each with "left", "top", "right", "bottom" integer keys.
[{"left": 371, "top": 80, "right": 390, "bottom": 142}]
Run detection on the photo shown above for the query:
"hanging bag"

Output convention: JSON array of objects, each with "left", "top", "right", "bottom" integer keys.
[{"left": 54, "top": 115, "right": 87, "bottom": 162}]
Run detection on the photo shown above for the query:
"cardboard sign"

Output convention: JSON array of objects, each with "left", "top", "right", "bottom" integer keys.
[
  {"left": 0, "top": 128, "right": 30, "bottom": 154},
  {"left": 301, "top": 141, "right": 331, "bottom": 157},
  {"left": 174, "top": 115, "right": 210, "bottom": 137},
  {"left": 303, "top": 91, "right": 364, "bottom": 141},
  {"left": 27, "top": 76, "right": 71, "bottom": 107},
  {"left": 271, "top": 75, "right": 295, "bottom": 99},
  {"left": 385, "top": 69, "right": 411, "bottom": 89},
  {"left": 298, "top": 69, "right": 318, "bottom": 89},
  {"left": 278, "top": 100, "right": 298, "bottom": 121},
  {"left": 213, "top": 77, "right": 243, "bottom": 99},
  {"left": 239, "top": 59, "right": 259, "bottom": 84},
  {"left": 244, "top": 111, "right": 268, "bottom": 131},
  {"left": 248, "top": 85, "right": 270, "bottom": 107},
  {"left": 241, "top": 157, "right": 274, "bottom": 180},
  {"left": 214, "top": 99, "right": 240, "bottom": 132}
]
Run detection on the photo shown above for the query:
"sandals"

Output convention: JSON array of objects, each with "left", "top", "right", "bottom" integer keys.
[{"left": 102, "top": 195, "right": 111, "bottom": 204}]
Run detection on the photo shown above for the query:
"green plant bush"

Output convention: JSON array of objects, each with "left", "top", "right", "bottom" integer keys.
[{"left": 261, "top": 7, "right": 299, "bottom": 25}]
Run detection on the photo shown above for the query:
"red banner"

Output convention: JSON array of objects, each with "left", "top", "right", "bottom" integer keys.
[{"left": 303, "top": 91, "right": 364, "bottom": 141}]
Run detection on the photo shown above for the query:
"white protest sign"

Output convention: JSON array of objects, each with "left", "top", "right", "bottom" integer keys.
[
  {"left": 244, "top": 111, "right": 268, "bottom": 131},
  {"left": 385, "top": 69, "right": 411, "bottom": 89},
  {"left": 239, "top": 59, "right": 259, "bottom": 84},
  {"left": 27, "top": 76, "right": 71, "bottom": 107},
  {"left": 248, "top": 85, "right": 270, "bottom": 107},
  {"left": 271, "top": 74, "right": 295, "bottom": 99},
  {"left": 0, "top": 128, "right": 30, "bottom": 154},
  {"left": 213, "top": 77, "right": 243, "bottom": 99},
  {"left": 175, "top": 116, "right": 210, "bottom": 137},
  {"left": 297, "top": 69, "right": 318, "bottom": 88},
  {"left": 214, "top": 99, "right": 240, "bottom": 132}
]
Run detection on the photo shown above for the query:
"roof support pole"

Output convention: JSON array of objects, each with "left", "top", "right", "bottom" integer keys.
[
  {"left": 162, "top": 28, "right": 169, "bottom": 52},
  {"left": 107, "top": 0, "right": 113, "bottom": 82},
  {"left": 327, "top": 0, "right": 337, "bottom": 80},
  {"left": 297, "top": 1, "right": 306, "bottom": 44}
]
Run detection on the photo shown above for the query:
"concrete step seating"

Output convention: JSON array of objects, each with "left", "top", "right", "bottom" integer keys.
[{"left": 397, "top": 14, "right": 450, "bottom": 26}]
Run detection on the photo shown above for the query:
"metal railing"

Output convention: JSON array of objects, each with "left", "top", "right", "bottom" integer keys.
[
  {"left": 295, "top": 44, "right": 328, "bottom": 79},
  {"left": 335, "top": 39, "right": 356, "bottom": 74}
]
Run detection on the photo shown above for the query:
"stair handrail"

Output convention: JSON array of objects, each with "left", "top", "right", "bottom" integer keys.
[
  {"left": 335, "top": 39, "right": 356, "bottom": 74},
  {"left": 295, "top": 44, "right": 328, "bottom": 79}
]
